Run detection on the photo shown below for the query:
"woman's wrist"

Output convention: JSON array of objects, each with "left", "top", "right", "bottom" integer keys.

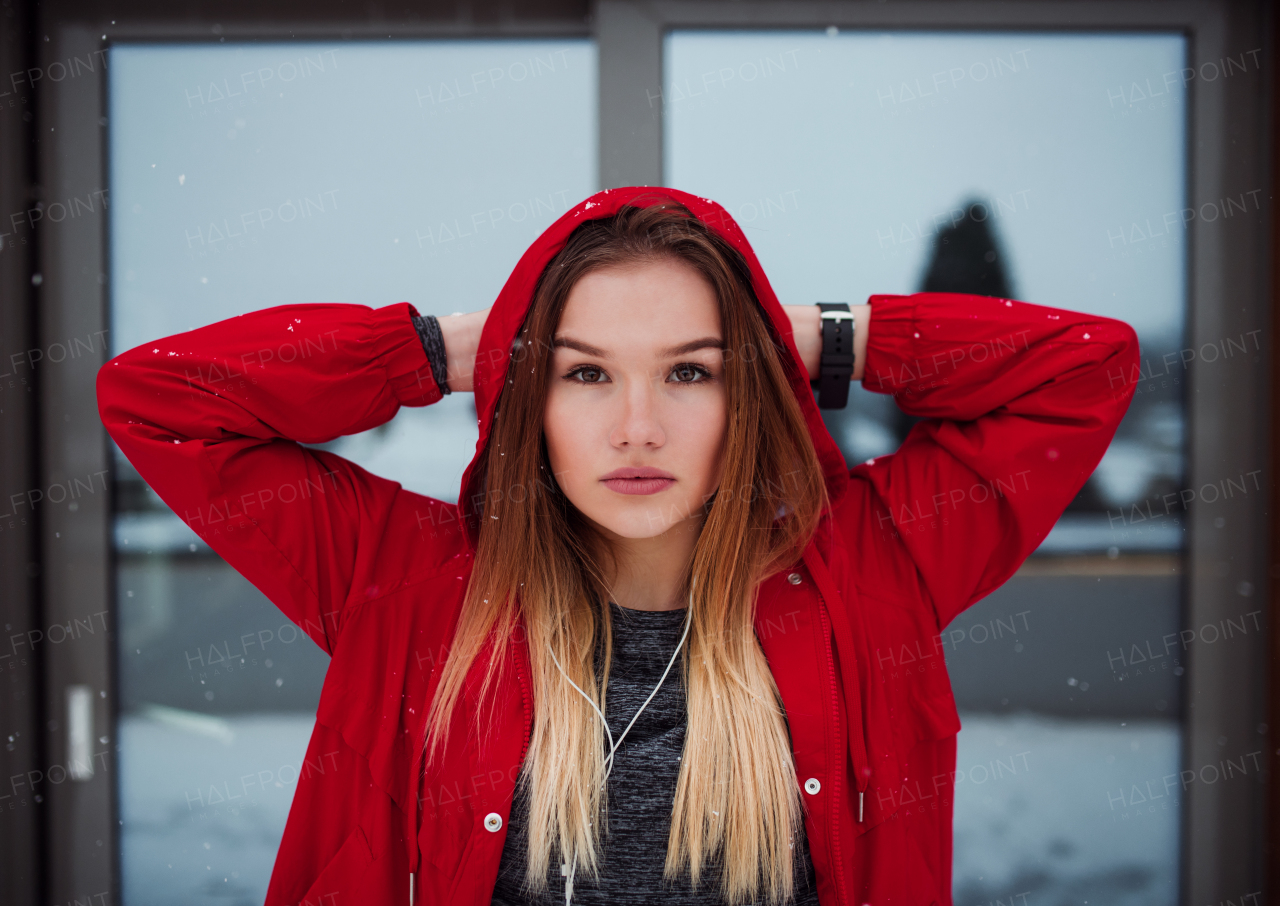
[
  {"left": 783, "top": 303, "right": 870, "bottom": 383},
  {"left": 436, "top": 307, "right": 492, "bottom": 394}
]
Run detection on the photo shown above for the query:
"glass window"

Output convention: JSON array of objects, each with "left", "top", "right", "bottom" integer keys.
[
  {"left": 108, "top": 39, "right": 596, "bottom": 905},
  {"left": 666, "top": 30, "right": 1186, "bottom": 904}
]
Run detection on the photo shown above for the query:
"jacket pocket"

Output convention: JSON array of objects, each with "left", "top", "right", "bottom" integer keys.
[{"left": 298, "top": 825, "right": 375, "bottom": 904}]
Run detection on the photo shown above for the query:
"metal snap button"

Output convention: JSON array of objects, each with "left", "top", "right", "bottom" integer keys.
[
  {"left": 484, "top": 812, "right": 503, "bottom": 832},
  {"left": 804, "top": 778, "right": 821, "bottom": 795},
  {"left": 787, "top": 573, "right": 802, "bottom": 585}
]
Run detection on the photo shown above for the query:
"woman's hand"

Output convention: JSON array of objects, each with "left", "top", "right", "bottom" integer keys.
[
  {"left": 437, "top": 307, "right": 493, "bottom": 393},
  {"left": 783, "top": 303, "right": 870, "bottom": 382}
]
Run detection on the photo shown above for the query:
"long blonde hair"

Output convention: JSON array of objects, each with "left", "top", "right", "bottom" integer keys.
[{"left": 424, "top": 201, "right": 830, "bottom": 904}]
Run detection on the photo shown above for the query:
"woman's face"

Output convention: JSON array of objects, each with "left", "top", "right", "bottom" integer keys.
[{"left": 543, "top": 257, "right": 728, "bottom": 541}]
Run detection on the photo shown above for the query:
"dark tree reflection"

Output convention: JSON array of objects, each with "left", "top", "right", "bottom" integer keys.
[
  {"left": 920, "top": 199, "right": 1014, "bottom": 299},
  {"left": 893, "top": 200, "right": 1016, "bottom": 442}
]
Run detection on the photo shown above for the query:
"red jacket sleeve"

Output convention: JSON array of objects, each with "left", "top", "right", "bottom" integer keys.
[
  {"left": 841, "top": 292, "right": 1139, "bottom": 630},
  {"left": 96, "top": 302, "right": 453, "bottom": 655}
]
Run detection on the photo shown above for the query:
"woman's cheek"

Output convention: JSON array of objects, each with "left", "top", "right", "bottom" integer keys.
[{"left": 683, "top": 401, "right": 727, "bottom": 497}]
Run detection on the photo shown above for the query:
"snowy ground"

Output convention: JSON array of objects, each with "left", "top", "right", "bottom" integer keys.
[
  {"left": 119, "top": 711, "right": 316, "bottom": 906},
  {"left": 119, "top": 711, "right": 1179, "bottom": 905},
  {"left": 952, "top": 714, "right": 1180, "bottom": 906}
]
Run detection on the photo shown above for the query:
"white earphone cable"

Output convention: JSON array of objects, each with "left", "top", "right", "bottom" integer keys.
[{"left": 545, "top": 586, "right": 694, "bottom": 906}]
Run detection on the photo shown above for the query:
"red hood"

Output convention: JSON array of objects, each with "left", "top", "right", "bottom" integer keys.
[{"left": 456, "top": 186, "right": 850, "bottom": 548}]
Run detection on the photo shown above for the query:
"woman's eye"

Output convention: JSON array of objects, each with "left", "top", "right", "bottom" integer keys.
[
  {"left": 565, "top": 365, "right": 608, "bottom": 384},
  {"left": 669, "top": 363, "right": 713, "bottom": 384}
]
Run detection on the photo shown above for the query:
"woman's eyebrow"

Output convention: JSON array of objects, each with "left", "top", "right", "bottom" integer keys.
[
  {"left": 660, "top": 337, "right": 725, "bottom": 357},
  {"left": 551, "top": 336, "right": 724, "bottom": 358},
  {"left": 552, "top": 336, "right": 608, "bottom": 357}
]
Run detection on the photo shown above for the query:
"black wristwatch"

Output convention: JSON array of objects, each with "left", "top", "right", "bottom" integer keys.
[{"left": 811, "top": 302, "right": 855, "bottom": 409}]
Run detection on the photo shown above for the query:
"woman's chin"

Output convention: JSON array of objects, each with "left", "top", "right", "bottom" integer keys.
[{"left": 579, "top": 502, "right": 704, "bottom": 542}]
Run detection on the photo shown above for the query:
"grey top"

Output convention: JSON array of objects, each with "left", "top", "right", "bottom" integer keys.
[{"left": 489, "top": 601, "right": 821, "bottom": 906}]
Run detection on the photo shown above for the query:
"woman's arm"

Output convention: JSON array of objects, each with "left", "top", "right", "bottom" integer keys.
[
  {"left": 437, "top": 307, "right": 492, "bottom": 393},
  {"left": 97, "top": 302, "right": 466, "bottom": 654},
  {"left": 799, "top": 292, "right": 1139, "bottom": 630},
  {"left": 784, "top": 302, "right": 871, "bottom": 382}
]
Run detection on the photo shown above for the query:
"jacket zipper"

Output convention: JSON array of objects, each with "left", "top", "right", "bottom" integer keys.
[{"left": 814, "top": 588, "right": 849, "bottom": 906}]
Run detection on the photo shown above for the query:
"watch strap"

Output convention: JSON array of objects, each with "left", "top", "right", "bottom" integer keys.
[
  {"left": 813, "top": 302, "right": 854, "bottom": 409},
  {"left": 411, "top": 313, "right": 452, "bottom": 395}
]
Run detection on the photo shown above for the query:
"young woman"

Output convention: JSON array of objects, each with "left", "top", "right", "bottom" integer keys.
[{"left": 97, "top": 187, "right": 1139, "bottom": 906}]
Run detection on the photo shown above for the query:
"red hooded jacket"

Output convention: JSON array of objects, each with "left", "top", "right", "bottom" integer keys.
[{"left": 97, "top": 186, "right": 1139, "bottom": 906}]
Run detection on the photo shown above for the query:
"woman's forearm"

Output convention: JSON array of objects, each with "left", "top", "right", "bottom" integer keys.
[
  {"left": 99, "top": 302, "right": 439, "bottom": 448},
  {"left": 437, "top": 308, "right": 492, "bottom": 394},
  {"left": 784, "top": 303, "right": 871, "bottom": 382}
]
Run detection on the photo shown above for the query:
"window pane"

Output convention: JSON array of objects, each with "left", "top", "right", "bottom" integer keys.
[
  {"left": 108, "top": 39, "right": 596, "bottom": 905},
  {"left": 666, "top": 30, "right": 1185, "bottom": 904}
]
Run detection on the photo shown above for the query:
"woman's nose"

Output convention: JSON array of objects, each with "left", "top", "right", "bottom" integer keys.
[{"left": 610, "top": 373, "right": 666, "bottom": 447}]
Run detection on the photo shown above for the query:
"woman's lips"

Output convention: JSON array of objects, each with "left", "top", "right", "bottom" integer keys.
[{"left": 601, "top": 477, "right": 676, "bottom": 496}]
